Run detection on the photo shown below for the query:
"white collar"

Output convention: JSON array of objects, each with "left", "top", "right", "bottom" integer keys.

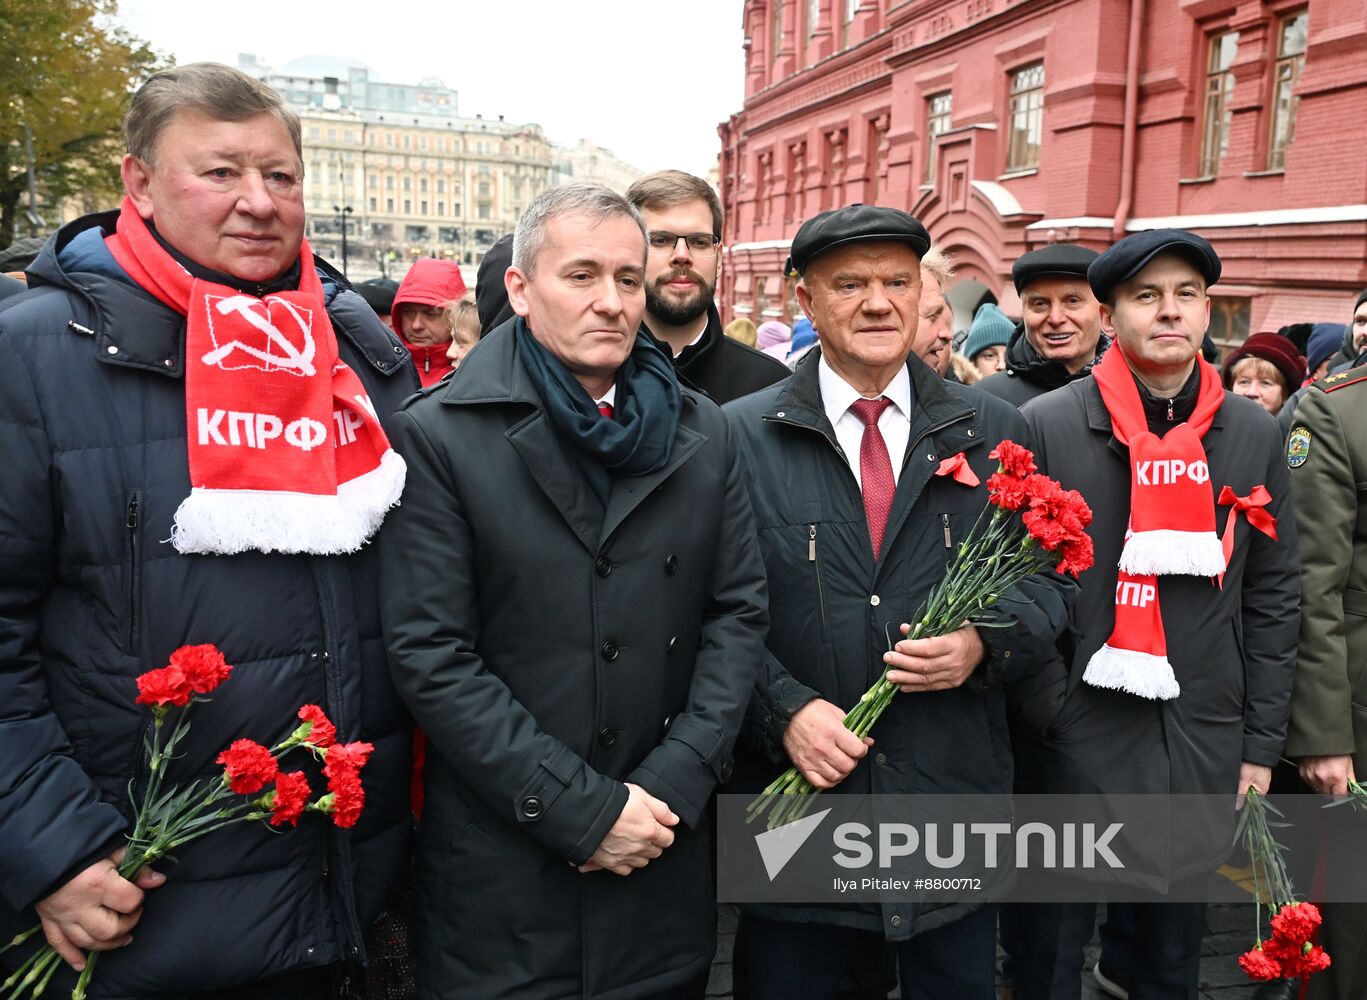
[
  {"left": 818, "top": 356, "right": 912, "bottom": 426},
  {"left": 595, "top": 383, "right": 618, "bottom": 410}
]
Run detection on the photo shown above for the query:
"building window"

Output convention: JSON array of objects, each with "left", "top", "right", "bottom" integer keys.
[
  {"left": 1268, "top": 10, "right": 1307, "bottom": 171},
  {"left": 403, "top": 199, "right": 411, "bottom": 214},
  {"left": 843, "top": 0, "right": 858, "bottom": 46},
  {"left": 478, "top": 203, "right": 491, "bottom": 220},
  {"left": 1208, "top": 296, "right": 1252, "bottom": 350},
  {"left": 369, "top": 197, "right": 377, "bottom": 211},
  {"left": 327, "top": 129, "right": 336, "bottom": 142},
  {"left": 772, "top": 0, "right": 784, "bottom": 61},
  {"left": 437, "top": 200, "right": 444, "bottom": 216},
  {"left": 420, "top": 200, "right": 428, "bottom": 214},
  {"left": 1201, "top": 30, "right": 1239, "bottom": 177},
  {"left": 436, "top": 178, "right": 445, "bottom": 193},
  {"left": 368, "top": 175, "right": 377, "bottom": 190},
  {"left": 924, "top": 91, "right": 953, "bottom": 183},
  {"left": 1006, "top": 63, "right": 1044, "bottom": 171},
  {"left": 420, "top": 178, "right": 428, "bottom": 193},
  {"left": 808, "top": 0, "right": 820, "bottom": 36},
  {"left": 386, "top": 198, "right": 394, "bottom": 212}
]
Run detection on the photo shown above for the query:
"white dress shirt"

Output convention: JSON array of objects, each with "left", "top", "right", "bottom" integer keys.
[
  {"left": 595, "top": 384, "right": 618, "bottom": 412},
  {"left": 818, "top": 356, "right": 913, "bottom": 489}
]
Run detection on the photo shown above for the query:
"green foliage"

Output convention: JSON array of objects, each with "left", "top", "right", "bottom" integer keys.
[{"left": 0, "top": 1, "right": 167, "bottom": 245}]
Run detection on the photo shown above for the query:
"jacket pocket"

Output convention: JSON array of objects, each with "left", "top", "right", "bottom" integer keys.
[
  {"left": 123, "top": 490, "right": 143, "bottom": 654},
  {"left": 808, "top": 522, "right": 829, "bottom": 636}
]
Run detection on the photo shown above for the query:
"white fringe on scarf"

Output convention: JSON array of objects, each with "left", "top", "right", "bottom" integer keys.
[
  {"left": 1118, "top": 529, "right": 1226, "bottom": 577},
  {"left": 1083, "top": 644, "right": 1181, "bottom": 700},
  {"left": 171, "top": 449, "right": 406, "bottom": 555}
]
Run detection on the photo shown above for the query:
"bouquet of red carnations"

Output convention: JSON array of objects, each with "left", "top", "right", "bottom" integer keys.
[
  {"left": 1236, "top": 789, "right": 1332, "bottom": 984},
  {"left": 747, "top": 441, "right": 1094, "bottom": 830},
  {"left": 1, "top": 644, "right": 373, "bottom": 1000}
]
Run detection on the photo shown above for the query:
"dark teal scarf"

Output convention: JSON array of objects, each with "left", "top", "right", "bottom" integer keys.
[{"left": 515, "top": 318, "right": 682, "bottom": 495}]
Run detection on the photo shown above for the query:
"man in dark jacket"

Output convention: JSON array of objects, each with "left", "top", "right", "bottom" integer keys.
[
  {"left": 0, "top": 64, "right": 416, "bottom": 998},
  {"left": 1012, "top": 230, "right": 1300, "bottom": 1000},
  {"left": 627, "top": 170, "right": 791, "bottom": 404},
  {"left": 726, "top": 205, "right": 1074, "bottom": 1000},
  {"left": 977, "top": 243, "right": 1108, "bottom": 406},
  {"left": 380, "top": 183, "right": 768, "bottom": 1000}
]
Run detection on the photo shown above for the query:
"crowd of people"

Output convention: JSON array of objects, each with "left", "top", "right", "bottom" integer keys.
[{"left": 1, "top": 60, "right": 1365, "bottom": 1000}]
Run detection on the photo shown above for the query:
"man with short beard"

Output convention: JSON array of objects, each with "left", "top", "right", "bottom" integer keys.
[{"left": 628, "top": 171, "right": 790, "bottom": 404}]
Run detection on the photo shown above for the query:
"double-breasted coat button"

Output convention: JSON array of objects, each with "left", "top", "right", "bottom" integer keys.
[
  {"left": 665, "top": 554, "right": 679, "bottom": 575},
  {"left": 720, "top": 759, "right": 734, "bottom": 782},
  {"left": 875, "top": 752, "right": 888, "bottom": 765},
  {"left": 521, "top": 796, "right": 543, "bottom": 818},
  {"left": 668, "top": 635, "right": 678, "bottom": 654},
  {"left": 598, "top": 728, "right": 617, "bottom": 748},
  {"left": 595, "top": 556, "right": 612, "bottom": 577},
  {"left": 601, "top": 641, "right": 620, "bottom": 661}
]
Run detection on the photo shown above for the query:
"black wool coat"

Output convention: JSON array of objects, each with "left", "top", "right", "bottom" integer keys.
[
  {"left": 725, "top": 348, "right": 1075, "bottom": 938},
  {"left": 380, "top": 326, "right": 768, "bottom": 1000},
  {"left": 1018, "top": 376, "right": 1300, "bottom": 886},
  {"left": 0, "top": 213, "right": 418, "bottom": 998}
]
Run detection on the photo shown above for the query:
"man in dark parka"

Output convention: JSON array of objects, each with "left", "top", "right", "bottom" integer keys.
[
  {"left": 726, "top": 205, "right": 1075, "bottom": 1000},
  {"left": 1011, "top": 230, "right": 1300, "bottom": 1000},
  {"left": 976, "top": 244, "right": 1109, "bottom": 407},
  {"left": 380, "top": 183, "right": 768, "bottom": 1000}
]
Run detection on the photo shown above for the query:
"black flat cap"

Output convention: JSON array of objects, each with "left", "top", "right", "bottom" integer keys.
[
  {"left": 1012, "top": 244, "right": 1099, "bottom": 293},
  {"left": 354, "top": 277, "right": 398, "bottom": 316},
  {"left": 787, "top": 204, "right": 931, "bottom": 276},
  {"left": 1088, "top": 229, "right": 1221, "bottom": 303}
]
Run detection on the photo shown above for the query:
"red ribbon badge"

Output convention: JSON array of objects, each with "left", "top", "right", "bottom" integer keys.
[
  {"left": 1217, "top": 485, "right": 1277, "bottom": 586},
  {"left": 935, "top": 452, "right": 981, "bottom": 488}
]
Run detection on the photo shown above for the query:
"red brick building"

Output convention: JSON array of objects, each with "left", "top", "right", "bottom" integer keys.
[{"left": 717, "top": 0, "right": 1367, "bottom": 343}]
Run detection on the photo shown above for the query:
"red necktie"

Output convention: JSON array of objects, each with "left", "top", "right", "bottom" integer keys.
[
  {"left": 598, "top": 402, "right": 614, "bottom": 419},
  {"left": 849, "top": 397, "right": 895, "bottom": 558}
]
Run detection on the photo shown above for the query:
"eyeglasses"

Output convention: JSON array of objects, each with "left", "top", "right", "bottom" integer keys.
[{"left": 647, "top": 231, "right": 721, "bottom": 257}]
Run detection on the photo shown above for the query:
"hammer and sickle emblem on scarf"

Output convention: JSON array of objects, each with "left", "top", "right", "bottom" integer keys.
[{"left": 201, "top": 295, "right": 318, "bottom": 376}]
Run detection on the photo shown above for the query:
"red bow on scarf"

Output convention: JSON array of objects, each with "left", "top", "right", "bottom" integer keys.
[
  {"left": 935, "top": 452, "right": 981, "bottom": 487},
  {"left": 1217, "top": 485, "right": 1278, "bottom": 586}
]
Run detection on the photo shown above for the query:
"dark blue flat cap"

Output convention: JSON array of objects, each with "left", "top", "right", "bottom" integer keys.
[
  {"left": 1012, "top": 244, "right": 1099, "bottom": 293},
  {"left": 1088, "top": 229, "right": 1221, "bottom": 302},
  {"left": 787, "top": 204, "right": 931, "bottom": 276}
]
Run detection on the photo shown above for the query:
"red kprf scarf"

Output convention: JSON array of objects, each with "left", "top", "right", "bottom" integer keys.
[
  {"left": 106, "top": 198, "right": 405, "bottom": 555},
  {"left": 1084, "top": 344, "right": 1225, "bottom": 699}
]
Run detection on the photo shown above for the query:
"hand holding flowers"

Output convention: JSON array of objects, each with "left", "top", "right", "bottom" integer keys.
[{"left": 2, "top": 645, "right": 372, "bottom": 1000}]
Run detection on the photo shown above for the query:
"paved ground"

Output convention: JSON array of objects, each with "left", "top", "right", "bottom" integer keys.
[{"left": 706, "top": 901, "right": 1263, "bottom": 999}]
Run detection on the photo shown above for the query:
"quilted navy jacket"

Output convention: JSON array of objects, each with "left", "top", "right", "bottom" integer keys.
[{"left": 0, "top": 213, "right": 417, "bottom": 998}]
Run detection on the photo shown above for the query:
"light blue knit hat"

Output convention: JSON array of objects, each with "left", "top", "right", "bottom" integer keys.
[{"left": 963, "top": 303, "right": 1014, "bottom": 360}]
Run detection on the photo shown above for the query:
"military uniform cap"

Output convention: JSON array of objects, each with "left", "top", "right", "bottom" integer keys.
[
  {"left": 1012, "top": 244, "right": 1099, "bottom": 294},
  {"left": 787, "top": 204, "right": 931, "bottom": 276},
  {"left": 1088, "top": 229, "right": 1221, "bottom": 302}
]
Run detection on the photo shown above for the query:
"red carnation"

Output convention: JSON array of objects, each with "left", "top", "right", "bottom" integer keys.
[
  {"left": 298, "top": 704, "right": 337, "bottom": 748},
  {"left": 135, "top": 664, "right": 193, "bottom": 707},
  {"left": 989, "top": 440, "right": 1037, "bottom": 478},
  {"left": 268, "top": 771, "right": 312, "bottom": 827},
  {"left": 1271, "top": 902, "right": 1323, "bottom": 943},
  {"left": 988, "top": 472, "right": 1031, "bottom": 512},
  {"left": 217, "top": 738, "right": 280, "bottom": 795},
  {"left": 1238, "top": 945, "right": 1284, "bottom": 981},
  {"left": 1292, "top": 944, "right": 1332, "bottom": 979},
  {"left": 1055, "top": 534, "right": 1095, "bottom": 578},
  {"left": 170, "top": 644, "right": 232, "bottom": 695},
  {"left": 323, "top": 741, "right": 374, "bottom": 829}
]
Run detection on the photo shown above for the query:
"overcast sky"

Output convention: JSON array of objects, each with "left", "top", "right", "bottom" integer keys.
[{"left": 110, "top": 0, "right": 746, "bottom": 179}]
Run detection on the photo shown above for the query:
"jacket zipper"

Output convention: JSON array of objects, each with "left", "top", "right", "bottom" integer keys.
[
  {"left": 124, "top": 491, "right": 142, "bottom": 652},
  {"left": 423, "top": 353, "right": 430, "bottom": 374},
  {"left": 941, "top": 514, "right": 953, "bottom": 549},
  {"left": 808, "top": 523, "right": 827, "bottom": 625},
  {"left": 1167, "top": 398, "right": 1174, "bottom": 422}
]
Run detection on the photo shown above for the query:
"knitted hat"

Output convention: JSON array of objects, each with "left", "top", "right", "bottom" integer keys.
[
  {"left": 1221, "top": 332, "right": 1305, "bottom": 394},
  {"left": 963, "top": 303, "right": 1014, "bottom": 360},
  {"left": 1305, "top": 323, "right": 1346, "bottom": 377},
  {"left": 756, "top": 320, "right": 791, "bottom": 350}
]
